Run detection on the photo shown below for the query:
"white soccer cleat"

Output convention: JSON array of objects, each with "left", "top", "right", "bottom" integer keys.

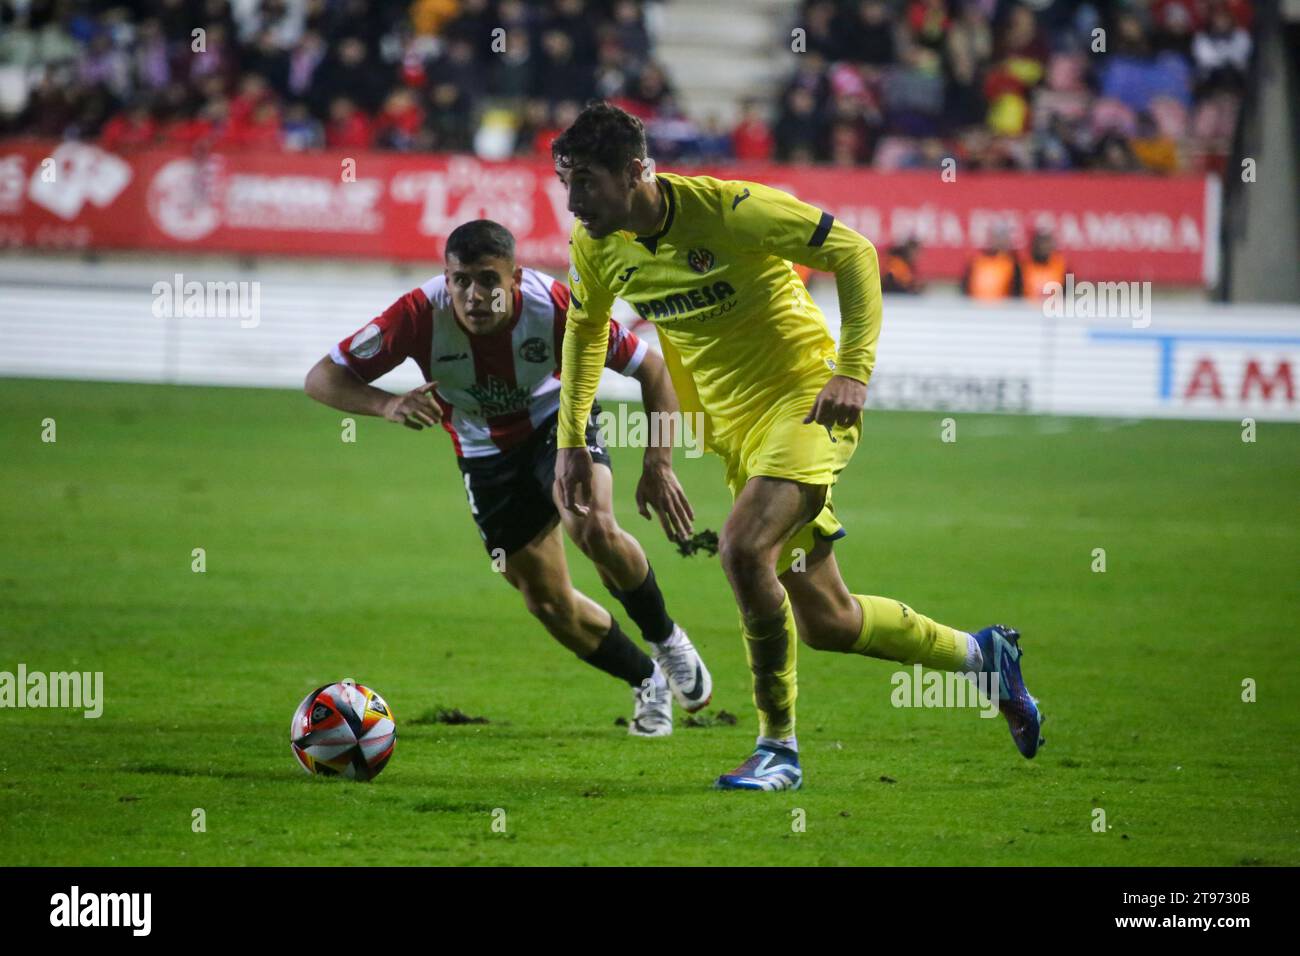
[
  {"left": 650, "top": 624, "right": 713, "bottom": 714},
  {"left": 628, "top": 665, "right": 673, "bottom": 737}
]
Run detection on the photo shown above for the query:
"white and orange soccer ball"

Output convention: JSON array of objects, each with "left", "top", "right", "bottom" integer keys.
[{"left": 290, "top": 679, "right": 395, "bottom": 781}]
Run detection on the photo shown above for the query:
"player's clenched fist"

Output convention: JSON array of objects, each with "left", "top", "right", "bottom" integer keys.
[
  {"left": 382, "top": 382, "right": 442, "bottom": 430},
  {"left": 804, "top": 374, "right": 868, "bottom": 429}
]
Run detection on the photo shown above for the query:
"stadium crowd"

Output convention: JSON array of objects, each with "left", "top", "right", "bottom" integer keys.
[{"left": 0, "top": 0, "right": 1254, "bottom": 175}]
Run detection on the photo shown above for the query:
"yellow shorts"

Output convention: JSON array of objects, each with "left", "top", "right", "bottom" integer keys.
[{"left": 719, "top": 393, "right": 860, "bottom": 575}]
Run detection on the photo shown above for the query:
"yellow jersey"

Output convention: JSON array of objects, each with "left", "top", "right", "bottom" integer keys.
[{"left": 558, "top": 172, "right": 882, "bottom": 455}]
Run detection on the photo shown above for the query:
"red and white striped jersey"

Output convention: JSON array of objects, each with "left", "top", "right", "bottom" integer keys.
[{"left": 331, "top": 267, "right": 647, "bottom": 457}]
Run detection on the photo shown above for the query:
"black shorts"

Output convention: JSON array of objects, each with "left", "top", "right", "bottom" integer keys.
[{"left": 457, "top": 409, "right": 611, "bottom": 556}]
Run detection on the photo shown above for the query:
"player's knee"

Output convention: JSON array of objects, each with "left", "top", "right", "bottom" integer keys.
[
  {"left": 520, "top": 589, "right": 574, "bottom": 631},
  {"left": 571, "top": 514, "right": 622, "bottom": 560},
  {"left": 719, "top": 533, "right": 767, "bottom": 583}
]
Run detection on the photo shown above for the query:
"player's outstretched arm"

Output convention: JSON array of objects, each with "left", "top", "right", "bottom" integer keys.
[
  {"left": 557, "top": 242, "right": 616, "bottom": 515},
  {"left": 304, "top": 356, "right": 442, "bottom": 431},
  {"left": 631, "top": 350, "right": 694, "bottom": 541}
]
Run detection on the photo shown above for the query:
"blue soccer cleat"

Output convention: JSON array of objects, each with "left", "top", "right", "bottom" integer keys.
[
  {"left": 972, "top": 624, "right": 1045, "bottom": 758},
  {"left": 714, "top": 743, "right": 803, "bottom": 791}
]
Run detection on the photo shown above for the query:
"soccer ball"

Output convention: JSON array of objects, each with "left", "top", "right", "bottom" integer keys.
[{"left": 290, "top": 679, "right": 395, "bottom": 781}]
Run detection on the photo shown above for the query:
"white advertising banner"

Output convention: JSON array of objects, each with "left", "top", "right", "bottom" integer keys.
[
  {"left": 848, "top": 298, "right": 1300, "bottom": 422},
  {"left": 1, "top": 258, "right": 1296, "bottom": 422}
]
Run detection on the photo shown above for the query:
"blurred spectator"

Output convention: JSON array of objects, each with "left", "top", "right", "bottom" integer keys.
[
  {"left": 881, "top": 237, "right": 923, "bottom": 294},
  {"left": 1131, "top": 111, "right": 1180, "bottom": 174},
  {"left": 100, "top": 102, "right": 158, "bottom": 152},
  {"left": 983, "top": 6, "right": 1048, "bottom": 136},
  {"left": 514, "top": 99, "right": 555, "bottom": 158},
  {"left": 229, "top": 74, "right": 272, "bottom": 128},
  {"left": 884, "top": 47, "right": 944, "bottom": 137},
  {"left": 159, "top": 98, "right": 213, "bottom": 149},
  {"left": 694, "top": 116, "right": 734, "bottom": 162},
  {"left": 282, "top": 102, "right": 324, "bottom": 151},
  {"left": 1093, "top": 132, "right": 1137, "bottom": 171},
  {"left": 610, "top": 0, "right": 653, "bottom": 67},
  {"left": 546, "top": 0, "right": 598, "bottom": 66},
  {"left": 287, "top": 32, "right": 328, "bottom": 101},
  {"left": 594, "top": 37, "right": 632, "bottom": 101},
  {"left": 907, "top": 0, "right": 950, "bottom": 55},
  {"left": 2, "top": 0, "right": 1253, "bottom": 178},
  {"left": 798, "top": 1, "right": 841, "bottom": 61},
  {"left": 375, "top": 89, "right": 426, "bottom": 152},
  {"left": 189, "top": 22, "right": 237, "bottom": 89},
  {"left": 495, "top": 30, "right": 537, "bottom": 103},
  {"left": 1151, "top": 1, "right": 1197, "bottom": 58},
  {"left": 1099, "top": 15, "right": 1192, "bottom": 114},
  {"left": 529, "top": 100, "right": 581, "bottom": 159},
  {"left": 78, "top": 33, "right": 130, "bottom": 99},
  {"left": 132, "top": 19, "right": 172, "bottom": 94},
  {"left": 617, "top": 62, "right": 674, "bottom": 121},
  {"left": 1193, "top": 4, "right": 1253, "bottom": 94},
  {"left": 838, "top": 0, "right": 897, "bottom": 67},
  {"left": 772, "top": 0, "right": 1251, "bottom": 173},
  {"left": 962, "top": 223, "right": 1023, "bottom": 300},
  {"left": 943, "top": 3, "right": 993, "bottom": 132},
  {"left": 731, "top": 101, "right": 774, "bottom": 162},
  {"left": 410, "top": 0, "right": 460, "bottom": 38},
  {"left": 442, "top": 0, "right": 495, "bottom": 48},
  {"left": 774, "top": 86, "right": 822, "bottom": 163},
  {"left": 325, "top": 96, "right": 373, "bottom": 150},
  {"left": 313, "top": 37, "right": 387, "bottom": 116},
  {"left": 538, "top": 31, "right": 595, "bottom": 105},
  {"left": 245, "top": 30, "right": 292, "bottom": 100},
  {"left": 829, "top": 120, "right": 867, "bottom": 166},
  {"left": 230, "top": 99, "right": 284, "bottom": 151},
  {"left": 426, "top": 82, "right": 474, "bottom": 153},
  {"left": 1019, "top": 227, "right": 1067, "bottom": 300}
]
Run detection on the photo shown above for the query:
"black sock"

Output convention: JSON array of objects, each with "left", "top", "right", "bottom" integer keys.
[
  {"left": 583, "top": 619, "right": 655, "bottom": 687},
  {"left": 608, "top": 565, "right": 675, "bottom": 643}
]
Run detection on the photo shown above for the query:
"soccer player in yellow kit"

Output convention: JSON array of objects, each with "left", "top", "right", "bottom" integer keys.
[{"left": 552, "top": 103, "right": 1045, "bottom": 790}]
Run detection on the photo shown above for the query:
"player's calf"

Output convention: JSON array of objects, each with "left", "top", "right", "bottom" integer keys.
[
  {"left": 566, "top": 511, "right": 626, "bottom": 569},
  {"left": 515, "top": 583, "right": 593, "bottom": 655},
  {"left": 781, "top": 541, "right": 865, "bottom": 653}
]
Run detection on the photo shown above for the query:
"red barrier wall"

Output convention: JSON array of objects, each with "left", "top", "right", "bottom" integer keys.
[{"left": 0, "top": 140, "right": 1217, "bottom": 284}]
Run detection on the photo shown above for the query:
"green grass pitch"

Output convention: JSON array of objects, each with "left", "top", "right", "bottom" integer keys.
[{"left": 1, "top": 377, "right": 1297, "bottom": 866}]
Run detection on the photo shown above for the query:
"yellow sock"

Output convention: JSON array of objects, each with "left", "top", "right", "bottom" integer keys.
[
  {"left": 741, "top": 595, "right": 798, "bottom": 739},
  {"left": 850, "top": 595, "right": 967, "bottom": 671}
]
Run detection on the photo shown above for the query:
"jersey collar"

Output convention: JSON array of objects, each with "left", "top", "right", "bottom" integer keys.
[{"left": 634, "top": 176, "right": 676, "bottom": 255}]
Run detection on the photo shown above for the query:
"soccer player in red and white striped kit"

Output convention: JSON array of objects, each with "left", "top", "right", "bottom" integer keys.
[{"left": 305, "top": 219, "right": 712, "bottom": 735}]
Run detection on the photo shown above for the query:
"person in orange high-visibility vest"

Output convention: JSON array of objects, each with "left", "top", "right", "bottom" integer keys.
[
  {"left": 882, "top": 237, "right": 922, "bottom": 294},
  {"left": 961, "top": 224, "right": 1022, "bottom": 300},
  {"left": 1020, "top": 227, "right": 1067, "bottom": 301}
]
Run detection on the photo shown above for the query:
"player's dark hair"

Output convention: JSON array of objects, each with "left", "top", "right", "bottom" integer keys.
[
  {"left": 445, "top": 220, "right": 515, "bottom": 265},
  {"left": 551, "top": 101, "right": 647, "bottom": 174}
]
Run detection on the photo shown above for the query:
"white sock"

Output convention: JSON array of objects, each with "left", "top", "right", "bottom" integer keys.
[
  {"left": 962, "top": 633, "right": 983, "bottom": 672},
  {"left": 758, "top": 734, "right": 798, "bottom": 753}
]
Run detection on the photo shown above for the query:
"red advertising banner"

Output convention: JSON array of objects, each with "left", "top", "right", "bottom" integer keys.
[{"left": 0, "top": 139, "right": 1217, "bottom": 284}]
